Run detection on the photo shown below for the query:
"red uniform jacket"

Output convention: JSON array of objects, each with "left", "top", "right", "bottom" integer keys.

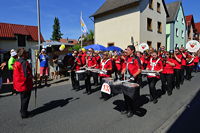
[
  {"left": 74, "top": 56, "right": 82, "bottom": 71},
  {"left": 122, "top": 55, "right": 141, "bottom": 78},
  {"left": 174, "top": 54, "right": 182, "bottom": 69},
  {"left": 114, "top": 56, "right": 123, "bottom": 72},
  {"left": 95, "top": 55, "right": 101, "bottom": 69},
  {"left": 147, "top": 57, "right": 163, "bottom": 78},
  {"left": 81, "top": 52, "right": 87, "bottom": 66},
  {"left": 99, "top": 59, "right": 112, "bottom": 77},
  {"left": 186, "top": 54, "right": 194, "bottom": 66},
  {"left": 13, "top": 58, "right": 33, "bottom": 92},
  {"left": 162, "top": 58, "right": 175, "bottom": 74},
  {"left": 87, "top": 55, "right": 97, "bottom": 68},
  {"left": 194, "top": 56, "right": 199, "bottom": 63}
]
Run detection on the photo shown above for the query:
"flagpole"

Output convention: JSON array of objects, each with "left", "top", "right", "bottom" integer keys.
[
  {"left": 81, "top": 11, "right": 83, "bottom": 48},
  {"left": 35, "top": 0, "right": 41, "bottom": 108}
]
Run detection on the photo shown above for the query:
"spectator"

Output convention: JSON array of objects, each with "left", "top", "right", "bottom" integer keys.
[
  {"left": 39, "top": 49, "right": 49, "bottom": 86},
  {"left": 0, "top": 62, "right": 6, "bottom": 89},
  {"left": 8, "top": 50, "right": 18, "bottom": 82},
  {"left": 13, "top": 48, "right": 33, "bottom": 119}
]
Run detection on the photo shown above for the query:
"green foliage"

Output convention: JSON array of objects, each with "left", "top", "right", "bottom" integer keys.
[
  {"left": 68, "top": 44, "right": 81, "bottom": 52},
  {"left": 83, "top": 30, "right": 94, "bottom": 44},
  {"left": 51, "top": 17, "right": 63, "bottom": 41}
]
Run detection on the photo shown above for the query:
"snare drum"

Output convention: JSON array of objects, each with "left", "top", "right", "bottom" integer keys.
[{"left": 75, "top": 70, "right": 86, "bottom": 81}]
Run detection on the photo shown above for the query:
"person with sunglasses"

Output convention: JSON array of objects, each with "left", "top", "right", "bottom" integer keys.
[
  {"left": 146, "top": 51, "right": 163, "bottom": 104},
  {"left": 160, "top": 52, "right": 175, "bottom": 95},
  {"left": 173, "top": 48, "right": 183, "bottom": 90}
]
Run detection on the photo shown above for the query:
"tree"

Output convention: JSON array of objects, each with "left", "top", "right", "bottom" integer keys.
[
  {"left": 51, "top": 17, "right": 63, "bottom": 41},
  {"left": 83, "top": 30, "right": 94, "bottom": 44}
]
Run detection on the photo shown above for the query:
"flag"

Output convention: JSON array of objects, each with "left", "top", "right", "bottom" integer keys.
[{"left": 80, "top": 13, "right": 88, "bottom": 34}]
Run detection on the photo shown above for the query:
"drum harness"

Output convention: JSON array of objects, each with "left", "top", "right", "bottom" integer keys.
[
  {"left": 100, "top": 59, "right": 111, "bottom": 74},
  {"left": 148, "top": 58, "right": 160, "bottom": 76}
]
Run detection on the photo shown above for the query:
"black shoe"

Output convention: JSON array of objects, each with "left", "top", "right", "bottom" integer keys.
[
  {"left": 87, "top": 92, "right": 92, "bottom": 95},
  {"left": 99, "top": 96, "right": 104, "bottom": 100},
  {"left": 153, "top": 99, "right": 158, "bottom": 104},
  {"left": 176, "top": 86, "right": 180, "bottom": 90},
  {"left": 83, "top": 91, "right": 87, "bottom": 94},
  {"left": 127, "top": 111, "right": 134, "bottom": 118},
  {"left": 161, "top": 90, "right": 166, "bottom": 95},
  {"left": 121, "top": 110, "right": 128, "bottom": 115},
  {"left": 167, "top": 91, "right": 172, "bottom": 96},
  {"left": 149, "top": 96, "right": 153, "bottom": 102},
  {"left": 21, "top": 111, "right": 29, "bottom": 119}
]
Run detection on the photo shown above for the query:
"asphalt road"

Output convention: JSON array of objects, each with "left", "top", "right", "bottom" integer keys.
[{"left": 0, "top": 72, "right": 200, "bottom": 133}]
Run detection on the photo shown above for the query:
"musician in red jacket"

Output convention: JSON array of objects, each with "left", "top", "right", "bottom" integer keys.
[
  {"left": 71, "top": 50, "right": 82, "bottom": 91},
  {"left": 13, "top": 48, "right": 33, "bottom": 119},
  {"left": 99, "top": 52, "right": 113, "bottom": 100},
  {"left": 173, "top": 48, "right": 182, "bottom": 89},
  {"left": 185, "top": 52, "right": 194, "bottom": 80},
  {"left": 160, "top": 52, "right": 175, "bottom": 96},
  {"left": 121, "top": 45, "right": 141, "bottom": 118},
  {"left": 146, "top": 51, "right": 163, "bottom": 104},
  {"left": 180, "top": 47, "right": 187, "bottom": 84},
  {"left": 84, "top": 48, "right": 98, "bottom": 94}
]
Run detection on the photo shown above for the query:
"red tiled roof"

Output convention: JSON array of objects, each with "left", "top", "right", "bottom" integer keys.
[
  {"left": 0, "top": 23, "right": 44, "bottom": 42},
  {"left": 185, "top": 15, "right": 193, "bottom": 22},
  {"left": 195, "top": 23, "right": 200, "bottom": 33},
  {"left": 60, "top": 39, "right": 78, "bottom": 45}
]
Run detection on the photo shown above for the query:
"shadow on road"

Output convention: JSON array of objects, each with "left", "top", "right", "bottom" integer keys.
[
  {"left": 30, "top": 97, "right": 79, "bottom": 117},
  {"left": 113, "top": 95, "right": 149, "bottom": 117},
  {"left": 167, "top": 89, "right": 200, "bottom": 133}
]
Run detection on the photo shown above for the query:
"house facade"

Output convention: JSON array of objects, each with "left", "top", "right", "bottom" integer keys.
[
  {"left": 0, "top": 23, "right": 44, "bottom": 61},
  {"left": 91, "top": 0, "right": 169, "bottom": 49},
  {"left": 166, "top": 1, "right": 186, "bottom": 51},
  {"left": 185, "top": 15, "right": 196, "bottom": 42},
  {"left": 194, "top": 23, "right": 200, "bottom": 42}
]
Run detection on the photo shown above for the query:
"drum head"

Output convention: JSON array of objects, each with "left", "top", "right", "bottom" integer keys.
[
  {"left": 76, "top": 70, "right": 86, "bottom": 73},
  {"left": 123, "top": 83, "right": 139, "bottom": 88}
]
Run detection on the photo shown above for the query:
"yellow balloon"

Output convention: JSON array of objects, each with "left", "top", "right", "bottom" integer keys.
[{"left": 59, "top": 44, "right": 65, "bottom": 51}]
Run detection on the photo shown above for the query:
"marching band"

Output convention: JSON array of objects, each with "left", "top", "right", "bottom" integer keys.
[{"left": 69, "top": 42, "right": 200, "bottom": 118}]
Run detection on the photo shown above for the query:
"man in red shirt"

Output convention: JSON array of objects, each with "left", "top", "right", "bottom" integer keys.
[
  {"left": 84, "top": 48, "right": 98, "bottom": 94},
  {"left": 173, "top": 48, "right": 182, "bottom": 89},
  {"left": 146, "top": 51, "right": 163, "bottom": 104},
  {"left": 71, "top": 50, "right": 82, "bottom": 91},
  {"left": 121, "top": 45, "right": 141, "bottom": 118},
  {"left": 13, "top": 48, "right": 33, "bottom": 119},
  {"left": 180, "top": 47, "right": 187, "bottom": 84},
  {"left": 160, "top": 52, "right": 175, "bottom": 95},
  {"left": 185, "top": 52, "right": 194, "bottom": 80}
]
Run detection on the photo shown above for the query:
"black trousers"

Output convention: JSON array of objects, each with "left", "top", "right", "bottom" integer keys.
[
  {"left": 194, "top": 63, "right": 198, "bottom": 72},
  {"left": 91, "top": 72, "right": 98, "bottom": 85},
  {"left": 85, "top": 72, "right": 92, "bottom": 93},
  {"left": 174, "top": 69, "right": 181, "bottom": 88},
  {"left": 8, "top": 70, "right": 13, "bottom": 82},
  {"left": 71, "top": 71, "right": 80, "bottom": 90},
  {"left": 147, "top": 77, "right": 159, "bottom": 100},
  {"left": 180, "top": 66, "right": 186, "bottom": 84},
  {"left": 160, "top": 73, "right": 173, "bottom": 93},
  {"left": 20, "top": 90, "right": 31, "bottom": 116},
  {"left": 123, "top": 86, "right": 140, "bottom": 112},
  {"left": 123, "top": 78, "right": 140, "bottom": 112},
  {"left": 186, "top": 66, "right": 193, "bottom": 80}
]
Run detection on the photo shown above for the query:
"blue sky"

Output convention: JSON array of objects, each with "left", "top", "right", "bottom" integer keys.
[{"left": 0, "top": 0, "right": 199, "bottom": 40}]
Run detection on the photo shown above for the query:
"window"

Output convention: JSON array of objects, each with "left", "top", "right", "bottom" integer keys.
[
  {"left": 157, "top": 42, "right": 161, "bottom": 50},
  {"left": 182, "top": 18, "right": 184, "bottom": 24},
  {"left": 18, "top": 35, "right": 26, "bottom": 47},
  {"left": 147, "top": 41, "right": 152, "bottom": 48},
  {"left": 157, "top": 3, "right": 161, "bottom": 13},
  {"left": 157, "top": 22, "right": 162, "bottom": 33},
  {"left": 108, "top": 43, "right": 114, "bottom": 47},
  {"left": 147, "top": 18, "right": 153, "bottom": 31},
  {"left": 177, "top": 17, "right": 179, "bottom": 22},
  {"left": 182, "top": 30, "right": 184, "bottom": 38},
  {"left": 149, "top": 0, "right": 154, "bottom": 9},
  {"left": 176, "top": 28, "right": 179, "bottom": 37}
]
